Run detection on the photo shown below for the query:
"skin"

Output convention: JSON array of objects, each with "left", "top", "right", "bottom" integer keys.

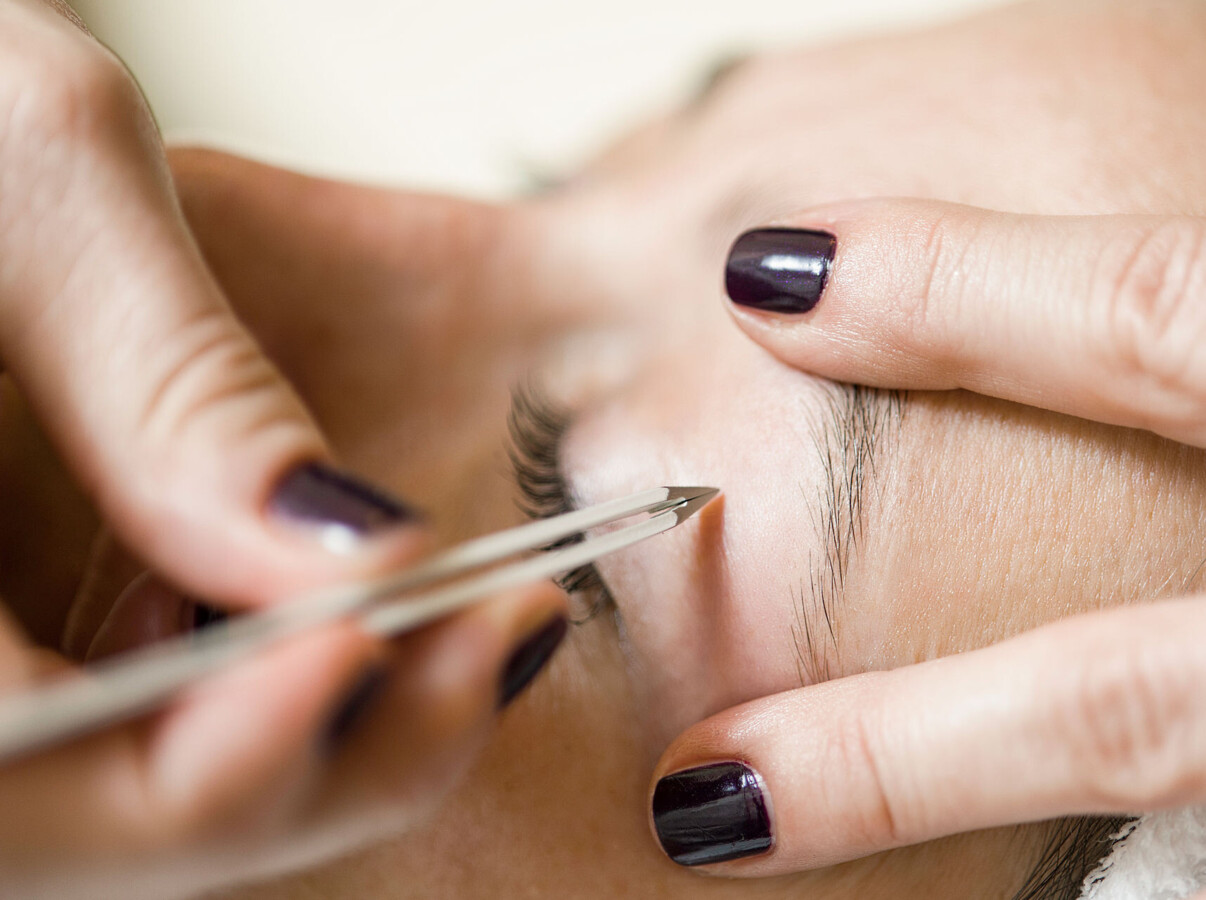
[
  {"left": 4, "top": 0, "right": 1201, "bottom": 897},
  {"left": 0, "top": 2, "right": 562, "bottom": 897},
  {"left": 108, "top": 1, "right": 1202, "bottom": 897},
  {"left": 682, "top": 1, "right": 1206, "bottom": 886}
]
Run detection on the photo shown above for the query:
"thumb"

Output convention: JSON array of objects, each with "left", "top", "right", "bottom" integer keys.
[
  {"left": 16, "top": 245, "right": 419, "bottom": 602},
  {"left": 0, "top": 40, "right": 421, "bottom": 603},
  {"left": 648, "top": 598, "right": 1206, "bottom": 875},
  {"left": 723, "top": 199, "right": 1206, "bottom": 445}
]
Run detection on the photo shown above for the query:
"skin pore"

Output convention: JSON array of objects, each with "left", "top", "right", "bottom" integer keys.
[{"left": 0, "top": 1, "right": 1197, "bottom": 898}]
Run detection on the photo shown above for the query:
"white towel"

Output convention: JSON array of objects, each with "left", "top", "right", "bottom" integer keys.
[{"left": 1082, "top": 809, "right": 1206, "bottom": 899}]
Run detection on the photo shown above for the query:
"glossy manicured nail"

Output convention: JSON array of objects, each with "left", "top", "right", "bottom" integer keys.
[
  {"left": 652, "top": 762, "right": 773, "bottom": 866},
  {"left": 498, "top": 616, "right": 567, "bottom": 708},
  {"left": 725, "top": 228, "right": 836, "bottom": 313},
  {"left": 270, "top": 462, "right": 419, "bottom": 542},
  {"left": 322, "top": 666, "right": 390, "bottom": 753},
  {"left": 191, "top": 601, "right": 228, "bottom": 631}
]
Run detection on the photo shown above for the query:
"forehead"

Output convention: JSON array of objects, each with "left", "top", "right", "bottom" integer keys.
[
  {"left": 845, "top": 392, "right": 1206, "bottom": 675},
  {"left": 568, "top": 358, "right": 1206, "bottom": 703}
]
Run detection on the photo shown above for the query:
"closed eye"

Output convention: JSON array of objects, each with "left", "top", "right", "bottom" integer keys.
[{"left": 507, "top": 384, "right": 616, "bottom": 622}]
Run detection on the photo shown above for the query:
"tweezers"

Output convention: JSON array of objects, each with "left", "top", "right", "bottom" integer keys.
[{"left": 0, "top": 485, "right": 718, "bottom": 764}]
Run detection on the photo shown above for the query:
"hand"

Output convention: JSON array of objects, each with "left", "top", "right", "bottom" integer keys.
[
  {"left": 157, "top": 1, "right": 1206, "bottom": 895},
  {"left": 0, "top": 5, "right": 566, "bottom": 898},
  {"left": 645, "top": 101, "right": 1206, "bottom": 879},
  {"left": 724, "top": 199, "right": 1206, "bottom": 445}
]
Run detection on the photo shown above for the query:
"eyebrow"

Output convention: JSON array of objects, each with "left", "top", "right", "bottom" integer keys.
[
  {"left": 508, "top": 382, "right": 906, "bottom": 661},
  {"left": 793, "top": 386, "right": 906, "bottom": 686}
]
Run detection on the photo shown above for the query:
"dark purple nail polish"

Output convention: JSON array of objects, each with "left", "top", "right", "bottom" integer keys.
[
  {"left": 270, "top": 462, "right": 418, "bottom": 538},
  {"left": 498, "top": 616, "right": 567, "bottom": 709},
  {"left": 191, "top": 602, "right": 228, "bottom": 631},
  {"left": 652, "top": 762, "right": 773, "bottom": 866},
  {"left": 322, "top": 666, "right": 389, "bottom": 753},
  {"left": 725, "top": 228, "right": 836, "bottom": 313}
]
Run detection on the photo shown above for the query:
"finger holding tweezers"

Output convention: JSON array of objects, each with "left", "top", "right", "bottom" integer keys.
[{"left": 0, "top": 486, "right": 718, "bottom": 763}]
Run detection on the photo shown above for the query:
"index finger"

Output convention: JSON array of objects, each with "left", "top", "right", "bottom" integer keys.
[
  {"left": 723, "top": 200, "right": 1206, "bottom": 446},
  {"left": 649, "top": 597, "right": 1206, "bottom": 873},
  {"left": 0, "top": 3, "right": 426, "bottom": 605}
]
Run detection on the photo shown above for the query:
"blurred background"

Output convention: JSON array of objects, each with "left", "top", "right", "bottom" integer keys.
[{"left": 70, "top": 0, "right": 1002, "bottom": 198}]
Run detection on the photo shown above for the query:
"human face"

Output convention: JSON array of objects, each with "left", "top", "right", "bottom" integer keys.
[
  {"left": 175, "top": 2, "right": 1206, "bottom": 897},
  {"left": 204, "top": 238, "right": 1206, "bottom": 900}
]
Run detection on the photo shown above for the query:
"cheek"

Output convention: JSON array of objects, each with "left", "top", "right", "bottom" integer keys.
[
  {"left": 254, "top": 605, "right": 1038, "bottom": 900},
  {"left": 380, "top": 632, "right": 659, "bottom": 895},
  {"left": 278, "top": 616, "right": 774, "bottom": 900}
]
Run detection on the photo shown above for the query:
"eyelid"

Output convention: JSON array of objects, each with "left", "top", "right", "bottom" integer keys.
[
  {"left": 507, "top": 384, "right": 616, "bottom": 622},
  {"left": 508, "top": 384, "right": 574, "bottom": 519}
]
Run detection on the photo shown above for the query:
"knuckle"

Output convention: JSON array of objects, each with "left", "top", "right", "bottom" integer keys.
[
  {"left": 905, "top": 212, "right": 948, "bottom": 342},
  {"left": 893, "top": 207, "right": 982, "bottom": 373},
  {"left": 136, "top": 312, "right": 302, "bottom": 460},
  {"left": 1092, "top": 220, "right": 1206, "bottom": 427},
  {"left": 827, "top": 692, "right": 910, "bottom": 849},
  {"left": 1059, "top": 631, "right": 1206, "bottom": 808}
]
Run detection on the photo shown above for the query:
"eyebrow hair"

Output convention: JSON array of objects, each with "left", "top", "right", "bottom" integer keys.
[
  {"left": 793, "top": 385, "right": 905, "bottom": 686},
  {"left": 793, "top": 392, "right": 1144, "bottom": 899}
]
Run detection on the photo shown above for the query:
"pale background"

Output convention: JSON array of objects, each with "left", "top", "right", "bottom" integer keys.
[{"left": 70, "top": 0, "right": 1004, "bottom": 198}]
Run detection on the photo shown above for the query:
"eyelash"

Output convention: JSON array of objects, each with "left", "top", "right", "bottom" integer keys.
[{"left": 507, "top": 385, "right": 616, "bottom": 622}]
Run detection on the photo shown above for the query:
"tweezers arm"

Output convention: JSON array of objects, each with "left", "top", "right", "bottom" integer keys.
[
  {"left": 343, "top": 487, "right": 675, "bottom": 604},
  {"left": 0, "top": 593, "right": 356, "bottom": 763},
  {"left": 362, "top": 508, "right": 679, "bottom": 636},
  {"left": 0, "top": 488, "right": 713, "bottom": 764}
]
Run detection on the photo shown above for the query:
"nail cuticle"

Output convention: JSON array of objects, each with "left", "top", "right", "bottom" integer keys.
[{"left": 725, "top": 227, "right": 836, "bottom": 314}]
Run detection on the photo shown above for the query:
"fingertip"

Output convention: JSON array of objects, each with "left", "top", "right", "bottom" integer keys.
[
  {"left": 266, "top": 460, "right": 425, "bottom": 553},
  {"left": 147, "top": 622, "right": 383, "bottom": 840},
  {"left": 136, "top": 448, "right": 432, "bottom": 610},
  {"left": 319, "top": 664, "right": 392, "bottom": 755},
  {"left": 498, "top": 612, "right": 568, "bottom": 710},
  {"left": 312, "top": 583, "right": 571, "bottom": 824},
  {"left": 647, "top": 701, "right": 780, "bottom": 873},
  {"left": 84, "top": 572, "right": 190, "bottom": 662},
  {"left": 399, "top": 581, "right": 571, "bottom": 725},
  {"left": 651, "top": 760, "right": 775, "bottom": 871},
  {"left": 438, "top": 581, "right": 570, "bottom": 709},
  {"left": 648, "top": 692, "right": 849, "bottom": 878},
  {"left": 256, "top": 457, "right": 434, "bottom": 582},
  {"left": 720, "top": 208, "right": 862, "bottom": 381},
  {"left": 312, "top": 608, "right": 504, "bottom": 819},
  {"left": 724, "top": 227, "right": 836, "bottom": 315},
  {"left": 720, "top": 198, "right": 971, "bottom": 388}
]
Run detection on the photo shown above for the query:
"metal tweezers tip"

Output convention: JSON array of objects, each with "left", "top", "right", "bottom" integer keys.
[{"left": 662, "top": 486, "right": 721, "bottom": 523}]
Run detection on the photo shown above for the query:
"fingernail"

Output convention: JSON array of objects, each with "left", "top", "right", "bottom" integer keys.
[
  {"left": 725, "top": 228, "right": 836, "bottom": 313},
  {"left": 498, "top": 615, "right": 567, "bottom": 709},
  {"left": 652, "top": 762, "right": 773, "bottom": 866},
  {"left": 322, "top": 666, "right": 390, "bottom": 753},
  {"left": 270, "top": 462, "right": 420, "bottom": 544},
  {"left": 191, "top": 601, "right": 228, "bottom": 631}
]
